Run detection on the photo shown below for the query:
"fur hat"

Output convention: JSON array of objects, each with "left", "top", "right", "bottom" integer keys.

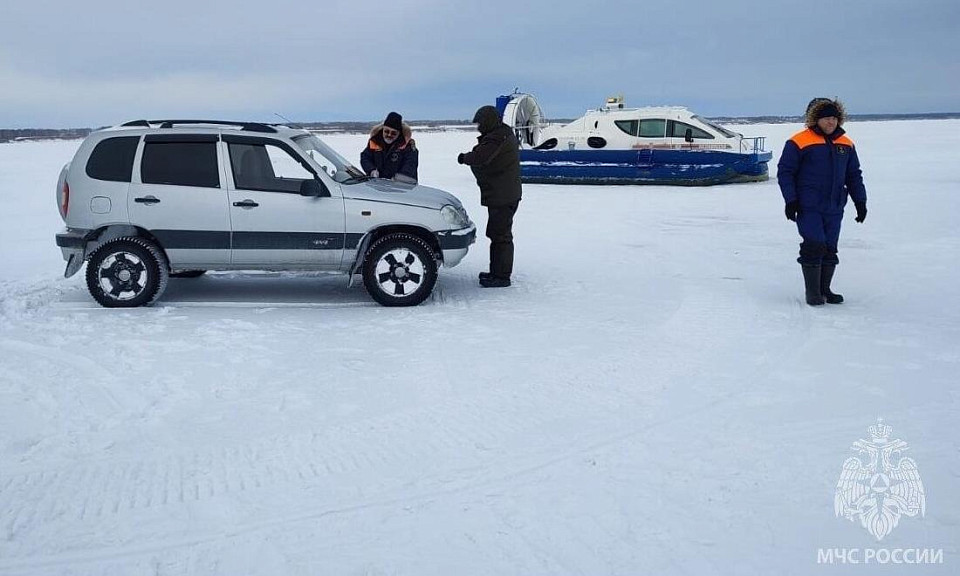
[
  {"left": 369, "top": 122, "right": 413, "bottom": 143},
  {"left": 383, "top": 111, "right": 403, "bottom": 132},
  {"left": 805, "top": 98, "right": 846, "bottom": 128}
]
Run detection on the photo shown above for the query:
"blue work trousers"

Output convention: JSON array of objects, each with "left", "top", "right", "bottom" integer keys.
[{"left": 796, "top": 210, "right": 843, "bottom": 266}]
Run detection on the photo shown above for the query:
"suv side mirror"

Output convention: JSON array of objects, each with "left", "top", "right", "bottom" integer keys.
[
  {"left": 299, "top": 178, "right": 329, "bottom": 197},
  {"left": 684, "top": 128, "right": 694, "bottom": 143}
]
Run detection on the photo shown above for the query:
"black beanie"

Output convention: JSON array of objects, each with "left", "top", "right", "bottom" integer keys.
[
  {"left": 815, "top": 103, "right": 840, "bottom": 120},
  {"left": 384, "top": 111, "right": 403, "bottom": 132}
]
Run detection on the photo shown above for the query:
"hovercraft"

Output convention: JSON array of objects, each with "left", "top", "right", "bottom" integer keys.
[{"left": 496, "top": 92, "right": 772, "bottom": 186}]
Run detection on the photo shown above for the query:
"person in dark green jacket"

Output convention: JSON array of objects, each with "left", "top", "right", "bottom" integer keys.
[{"left": 458, "top": 105, "right": 522, "bottom": 288}]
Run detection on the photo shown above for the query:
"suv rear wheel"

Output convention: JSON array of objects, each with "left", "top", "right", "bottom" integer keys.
[
  {"left": 85, "top": 237, "right": 169, "bottom": 307},
  {"left": 362, "top": 233, "right": 438, "bottom": 307}
]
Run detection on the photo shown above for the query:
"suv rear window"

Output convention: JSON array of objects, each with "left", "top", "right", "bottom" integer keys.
[
  {"left": 86, "top": 136, "right": 140, "bottom": 182},
  {"left": 141, "top": 140, "right": 220, "bottom": 188}
]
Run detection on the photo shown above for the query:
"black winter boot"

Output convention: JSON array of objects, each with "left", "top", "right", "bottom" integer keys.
[
  {"left": 479, "top": 275, "right": 511, "bottom": 288},
  {"left": 820, "top": 264, "right": 844, "bottom": 304},
  {"left": 801, "top": 265, "right": 826, "bottom": 306}
]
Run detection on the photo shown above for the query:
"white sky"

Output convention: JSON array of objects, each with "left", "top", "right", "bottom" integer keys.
[{"left": 1, "top": 0, "right": 958, "bottom": 127}]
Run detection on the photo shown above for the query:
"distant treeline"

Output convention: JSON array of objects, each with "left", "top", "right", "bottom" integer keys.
[
  {"left": 0, "top": 128, "right": 92, "bottom": 143},
  {"left": 4, "top": 113, "right": 959, "bottom": 142},
  {"left": 711, "top": 112, "right": 960, "bottom": 125}
]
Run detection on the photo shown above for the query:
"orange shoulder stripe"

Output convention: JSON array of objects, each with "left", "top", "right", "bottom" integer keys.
[
  {"left": 790, "top": 129, "right": 825, "bottom": 150},
  {"left": 368, "top": 140, "right": 382, "bottom": 151},
  {"left": 834, "top": 134, "right": 854, "bottom": 147}
]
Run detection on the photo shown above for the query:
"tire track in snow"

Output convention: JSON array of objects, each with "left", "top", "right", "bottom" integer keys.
[
  {"left": 0, "top": 277, "right": 800, "bottom": 570},
  {"left": 0, "top": 356, "right": 642, "bottom": 565},
  {"left": 0, "top": 278, "right": 74, "bottom": 326}
]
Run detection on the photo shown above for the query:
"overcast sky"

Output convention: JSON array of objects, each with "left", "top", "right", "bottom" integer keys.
[{"left": 1, "top": 0, "right": 958, "bottom": 128}]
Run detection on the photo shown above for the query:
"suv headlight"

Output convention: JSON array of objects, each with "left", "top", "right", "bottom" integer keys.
[{"left": 441, "top": 204, "right": 469, "bottom": 228}]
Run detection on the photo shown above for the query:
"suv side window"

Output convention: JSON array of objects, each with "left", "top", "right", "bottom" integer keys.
[
  {"left": 86, "top": 136, "right": 140, "bottom": 182},
  {"left": 141, "top": 137, "right": 220, "bottom": 188},
  {"left": 228, "top": 141, "right": 313, "bottom": 193}
]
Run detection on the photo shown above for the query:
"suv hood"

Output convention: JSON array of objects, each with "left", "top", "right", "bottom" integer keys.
[{"left": 343, "top": 178, "right": 464, "bottom": 210}]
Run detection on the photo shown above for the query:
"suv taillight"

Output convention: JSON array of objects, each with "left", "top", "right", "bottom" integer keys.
[{"left": 60, "top": 181, "right": 70, "bottom": 218}]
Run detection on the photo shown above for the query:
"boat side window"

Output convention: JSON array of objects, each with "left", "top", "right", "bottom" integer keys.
[
  {"left": 615, "top": 120, "right": 638, "bottom": 136},
  {"left": 639, "top": 119, "right": 666, "bottom": 138},
  {"left": 693, "top": 115, "right": 737, "bottom": 138},
  {"left": 670, "top": 121, "right": 714, "bottom": 139}
]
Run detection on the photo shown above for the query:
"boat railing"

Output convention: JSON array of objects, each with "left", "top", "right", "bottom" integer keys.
[{"left": 739, "top": 136, "right": 767, "bottom": 154}]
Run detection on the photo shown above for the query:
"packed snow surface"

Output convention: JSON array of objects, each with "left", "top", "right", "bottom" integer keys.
[{"left": 0, "top": 121, "right": 958, "bottom": 575}]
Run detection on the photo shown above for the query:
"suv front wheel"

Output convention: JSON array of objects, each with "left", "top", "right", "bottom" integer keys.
[
  {"left": 362, "top": 233, "right": 438, "bottom": 307},
  {"left": 85, "top": 237, "right": 169, "bottom": 307}
]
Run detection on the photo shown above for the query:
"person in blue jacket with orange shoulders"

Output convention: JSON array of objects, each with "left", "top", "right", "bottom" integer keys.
[{"left": 778, "top": 98, "right": 868, "bottom": 306}]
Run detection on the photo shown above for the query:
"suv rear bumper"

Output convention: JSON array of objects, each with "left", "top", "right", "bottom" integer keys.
[
  {"left": 56, "top": 229, "right": 91, "bottom": 249},
  {"left": 437, "top": 224, "right": 476, "bottom": 268},
  {"left": 56, "top": 228, "right": 92, "bottom": 277}
]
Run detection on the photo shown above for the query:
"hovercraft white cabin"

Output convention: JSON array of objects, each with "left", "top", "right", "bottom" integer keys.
[{"left": 497, "top": 92, "right": 772, "bottom": 186}]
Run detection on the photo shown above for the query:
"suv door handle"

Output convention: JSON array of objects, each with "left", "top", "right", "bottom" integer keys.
[
  {"left": 233, "top": 200, "right": 259, "bottom": 209},
  {"left": 134, "top": 195, "right": 161, "bottom": 205}
]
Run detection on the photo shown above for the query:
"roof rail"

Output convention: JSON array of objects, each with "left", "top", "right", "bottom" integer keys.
[{"left": 119, "top": 120, "right": 278, "bottom": 133}]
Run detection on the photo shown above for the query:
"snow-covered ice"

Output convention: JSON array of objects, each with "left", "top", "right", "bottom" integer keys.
[{"left": 0, "top": 121, "right": 958, "bottom": 575}]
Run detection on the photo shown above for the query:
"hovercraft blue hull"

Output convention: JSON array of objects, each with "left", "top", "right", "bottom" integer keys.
[{"left": 519, "top": 148, "right": 772, "bottom": 186}]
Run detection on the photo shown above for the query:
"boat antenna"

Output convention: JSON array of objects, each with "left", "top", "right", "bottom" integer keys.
[{"left": 273, "top": 112, "right": 303, "bottom": 129}]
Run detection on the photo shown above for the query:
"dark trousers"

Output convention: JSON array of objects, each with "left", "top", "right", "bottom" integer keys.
[
  {"left": 486, "top": 201, "right": 519, "bottom": 279},
  {"left": 796, "top": 210, "right": 843, "bottom": 266}
]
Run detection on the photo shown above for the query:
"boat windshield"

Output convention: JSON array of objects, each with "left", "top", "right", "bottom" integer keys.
[
  {"left": 292, "top": 134, "right": 368, "bottom": 184},
  {"left": 693, "top": 116, "right": 738, "bottom": 139}
]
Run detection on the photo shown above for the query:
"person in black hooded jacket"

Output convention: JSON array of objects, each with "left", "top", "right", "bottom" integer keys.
[{"left": 457, "top": 105, "right": 522, "bottom": 288}]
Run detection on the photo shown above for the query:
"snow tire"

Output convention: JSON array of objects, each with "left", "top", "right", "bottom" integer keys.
[
  {"left": 362, "top": 233, "right": 438, "bottom": 307},
  {"left": 85, "top": 237, "right": 169, "bottom": 308}
]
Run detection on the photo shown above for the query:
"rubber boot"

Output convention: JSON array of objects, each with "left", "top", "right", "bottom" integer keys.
[
  {"left": 479, "top": 275, "right": 511, "bottom": 288},
  {"left": 820, "top": 264, "right": 844, "bottom": 304},
  {"left": 801, "top": 265, "right": 825, "bottom": 306}
]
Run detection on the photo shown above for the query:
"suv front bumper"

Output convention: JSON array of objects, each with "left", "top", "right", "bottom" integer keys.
[{"left": 437, "top": 223, "right": 476, "bottom": 268}]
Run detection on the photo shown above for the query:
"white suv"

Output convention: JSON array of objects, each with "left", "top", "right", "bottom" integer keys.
[{"left": 55, "top": 120, "right": 475, "bottom": 307}]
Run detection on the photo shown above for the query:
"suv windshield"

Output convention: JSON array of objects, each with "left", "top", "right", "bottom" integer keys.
[{"left": 292, "top": 134, "right": 367, "bottom": 184}]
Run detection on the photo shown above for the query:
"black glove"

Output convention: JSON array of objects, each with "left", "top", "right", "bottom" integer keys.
[
  {"left": 854, "top": 202, "right": 867, "bottom": 223},
  {"left": 457, "top": 153, "right": 465, "bottom": 165},
  {"left": 784, "top": 200, "right": 799, "bottom": 222}
]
